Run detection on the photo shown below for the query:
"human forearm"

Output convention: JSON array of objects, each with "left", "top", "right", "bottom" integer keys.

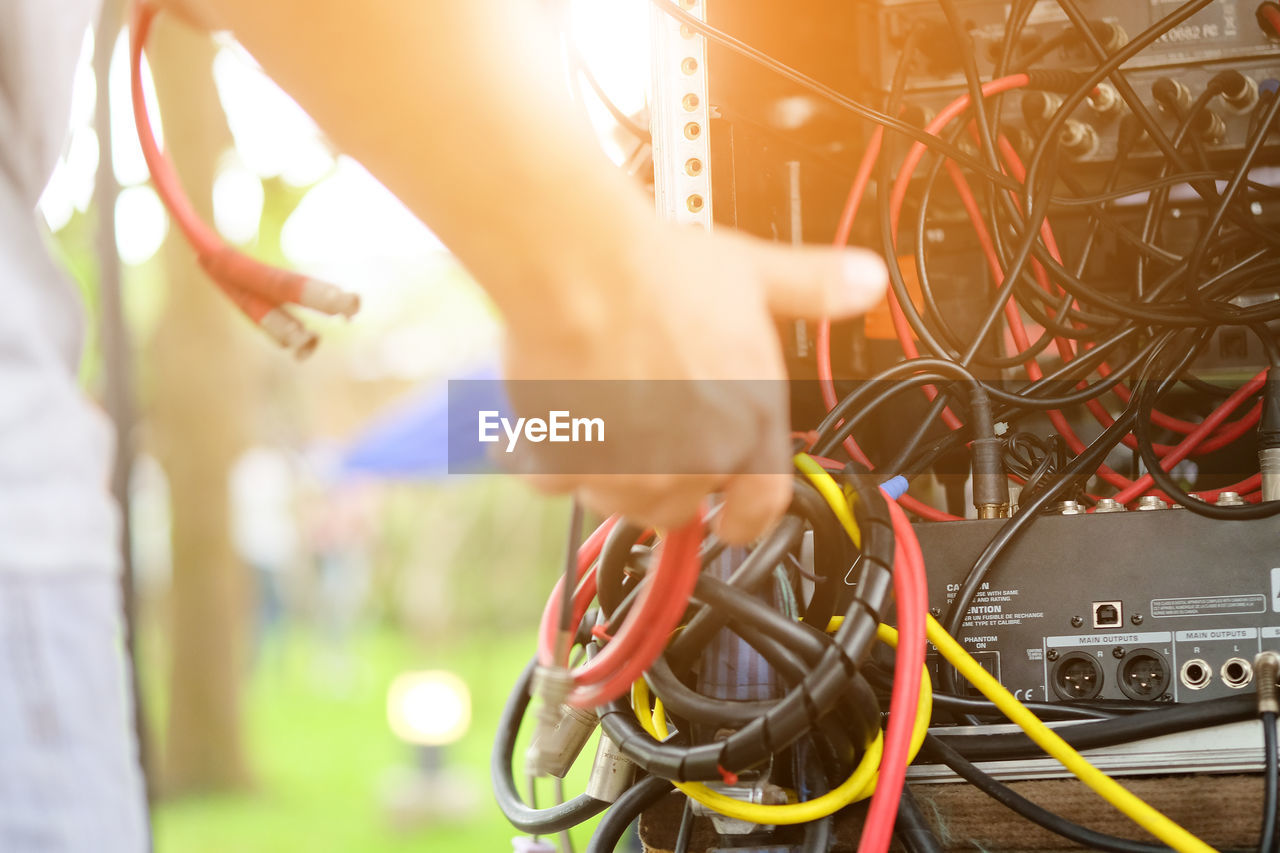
[{"left": 150, "top": 0, "right": 889, "bottom": 540}]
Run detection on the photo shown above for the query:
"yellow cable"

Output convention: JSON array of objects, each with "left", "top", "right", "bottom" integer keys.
[
  {"left": 632, "top": 678, "right": 883, "bottom": 824},
  {"left": 926, "top": 616, "right": 1214, "bottom": 853},
  {"left": 628, "top": 622, "right": 931, "bottom": 826},
  {"left": 872, "top": 623, "right": 931, "bottom": 766},
  {"left": 794, "top": 453, "right": 861, "bottom": 548},
  {"left": 803, "top": 459, "right": 1217, "bottom": 853}
]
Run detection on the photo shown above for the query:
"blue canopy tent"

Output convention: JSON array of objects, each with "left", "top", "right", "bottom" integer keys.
[{"left": 337, "top": 362, "right": 508, "bottom": 478}]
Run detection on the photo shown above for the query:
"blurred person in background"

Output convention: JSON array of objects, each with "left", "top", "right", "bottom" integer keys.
[
  {"left": 305, "top": 483, "right": 376, "bottom": 690},
  {"left": 1, "top": 1, "right": 886, "bottom": 850},
  {"left": 230, "top": 446, "right": 302, "bottom": 657}
]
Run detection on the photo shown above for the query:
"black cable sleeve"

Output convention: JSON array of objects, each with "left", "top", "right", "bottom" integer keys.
[
  {"left": 584, "top": 775, "right": 673, "bottom": 853},
  {"left": 600, "top": 476, "right": 894, "bottom": 781}
]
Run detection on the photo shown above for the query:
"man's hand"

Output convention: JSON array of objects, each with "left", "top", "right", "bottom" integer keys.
[{"left": 503, "top": 220, "right": 886, "bottom": 544}]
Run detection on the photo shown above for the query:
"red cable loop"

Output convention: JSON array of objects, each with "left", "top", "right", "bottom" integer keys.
[{"left": 129, "top": 0, "right": 358, "bottom": 354}]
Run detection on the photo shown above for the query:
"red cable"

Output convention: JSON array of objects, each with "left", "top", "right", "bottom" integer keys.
[
  {"left": 819, "top": 127, "right": 883, "bottom": 471},
  {"left": 857, "top": 492, "right": 928, "bottom": 853},
  {"left": 536, "top": 515, "right": 705, "bottom": 708},
  {"left": 992, "top": 138, "right": 1255, "bottom": 453},
  {"left": 821, "top": 79, "right": 1035, "bottom": 521},
  {"left": 1110, "top": 371, "right": 1268, "bottom": 505},
  {"left": 1262, "top": 4, "right": 1280, "bottom": 39},
  {"left": 914, "top": 124, "right": 1260, "bottom": 503},
  {"left": 820, "top": 124, "right": 957, "bottom": 521}
]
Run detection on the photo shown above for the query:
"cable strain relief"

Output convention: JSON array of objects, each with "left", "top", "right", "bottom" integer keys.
[
  {"left": 1150, "top": 77, "right": 1182, "bottom": 108},
  {"left": 1026, "top": 69, "right": 1091, "bottom": 95},
  {"left": 879, "top": 475, "right": 910, "bottom": 501},
  {"left": 1208, "top": 68, "right": 1248, "bottom": 97},
  {"left": 970, "top": 437, "right": 1008, "bottom": 509}
]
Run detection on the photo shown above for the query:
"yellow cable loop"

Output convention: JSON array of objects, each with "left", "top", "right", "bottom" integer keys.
[
  {"left": 800, "top": 456, "right": 1217, "bottom": 853},
  {"left": 628, "top": 622, "right": 930, "bottom": 826}
]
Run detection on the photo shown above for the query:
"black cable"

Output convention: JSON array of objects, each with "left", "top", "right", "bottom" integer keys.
[
  {"left": 1183, "top": 91, "right": 1280, "bottom": 307},
  {"left": 493, "top": 658, "right": 610, "bottom": 834},
  {"left": 1261, "top": 711, "right": 1278, "bottom": 853},
  {"left": 1133, "top": 372, "right": 1280, "bottom": 518},
  {"left": 935, "top": 693, "right": 1255, "bottom": 761},
  {"left": 646, "top": 568, "right": 882, "bottom": 748},
  {"left": 673, "top": 798, "right": 694, "bottom": 853},
  {"left": 922, "top": 734, "right": 1171, "bottom": 853},
  {"left": 599, "top": 474, "right": 893, "bottom": 782},
  {"left": 895, "top": 785, "right": 944, "bottom": 853},
  {"left": 1050, "top": 172, "right": 1280, "bottom": 208},
  {"left": 940, "top": 330, "right": 1204, "bottom": 694},
  {"left": 798, "top": 745, "right": 837, "bottom": 853},
  {"left": 569, "top": 44, "right": 650, "bottom": 143},
  {"left": 556, "top": 501, "right": 585, "bottom": 662},
  {"left": 929, "top": 690, "right": 1124, "bottom": 722},
  {"left": 813, "top": 359, "right": 993, "bottom": 454},
  {"left": 584, "top": 775, "right": 672, "bottom": 853},
  {"left": 1035, "top": 0, "right": 1214, "bottom": 208},
  {"left": 648, "top": 0, "right": 1034, "bottom": 192},
  {"left": 663, "top": 516, "right": 806, "bottom": 671}
]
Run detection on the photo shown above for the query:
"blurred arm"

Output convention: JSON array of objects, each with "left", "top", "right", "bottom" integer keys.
[{"left": 152, "top": 0, "right": 888, "bottom": 542}]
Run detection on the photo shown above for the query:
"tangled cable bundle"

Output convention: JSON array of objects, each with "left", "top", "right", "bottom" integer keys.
[{"left": 495, "top": 1, "right": 1280, "bottom": 851}]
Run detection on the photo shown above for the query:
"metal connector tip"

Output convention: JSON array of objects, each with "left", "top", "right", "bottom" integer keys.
[
  {"left": 525, "top": 666, "right": 596, "bottom": 778},
  {"left": 260, "top": 307, "right": 319, "bottom": 359},
  {"left": 300, "top": 279, "right": 362, "bottom": 318},
  {"left": 1255, "top": 651, "right": 1280, "bottom": 715}
]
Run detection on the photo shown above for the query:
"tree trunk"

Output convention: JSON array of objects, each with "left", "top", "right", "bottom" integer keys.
[{"left": 147, "top": 16, "right": 254, "bottom": 793}]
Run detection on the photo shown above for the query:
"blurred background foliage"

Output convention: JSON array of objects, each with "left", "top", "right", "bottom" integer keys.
[{"left": 39, "top": 0, "right": 652, "bottom": 848}]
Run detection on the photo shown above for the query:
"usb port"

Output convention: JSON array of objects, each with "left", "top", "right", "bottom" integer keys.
[{"left": 1092, "top": 601, "right": 1122, "bottom": 629}]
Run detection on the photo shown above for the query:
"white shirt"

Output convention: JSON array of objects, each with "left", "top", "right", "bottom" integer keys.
[{"left": 0, "top": 0, "right": 118, "bottom": 572}]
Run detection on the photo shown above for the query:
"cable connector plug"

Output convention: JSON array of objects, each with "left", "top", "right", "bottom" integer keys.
[
  {"left": 524, "top": 665, "right": 597, "bottom": 779},
  {"left": 1256, "top": 651, "right": 1280, "bottom": 716},
  {"left": 200, "top": 249, "right": 361, "bottom": 318},
  {"left": 971, "top": 436, "right": 1009, "bottom": 519},
  {"left": 1025, "top": 69, "right": 1092, "bottom": 95},
  {"left": 1211, "top": 69, "right": 1259, "bottom": 113},
  {"left": 585, "top": 734, "right": 636, "bottom": 803}
]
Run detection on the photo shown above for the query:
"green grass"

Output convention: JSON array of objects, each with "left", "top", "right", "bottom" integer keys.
[{"left": 151, "top": 626, "right": 543, "bottom": 853}]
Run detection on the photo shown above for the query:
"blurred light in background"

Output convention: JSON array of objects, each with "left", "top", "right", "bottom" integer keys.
[
  {"left": 279, "top": 155, "right": 444, "bottom": 272},
  {"left": 115, "top": 185, "right": 169, "bottom": 265},
  {"left": 212, "top": 42, "right": 335, "bottom": 187},
  {"left": 386, "top": 670, "right": 471, "bottom": 747},
  {"left": 212, "top": 153, "right": 264, "bottom": 245}
]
